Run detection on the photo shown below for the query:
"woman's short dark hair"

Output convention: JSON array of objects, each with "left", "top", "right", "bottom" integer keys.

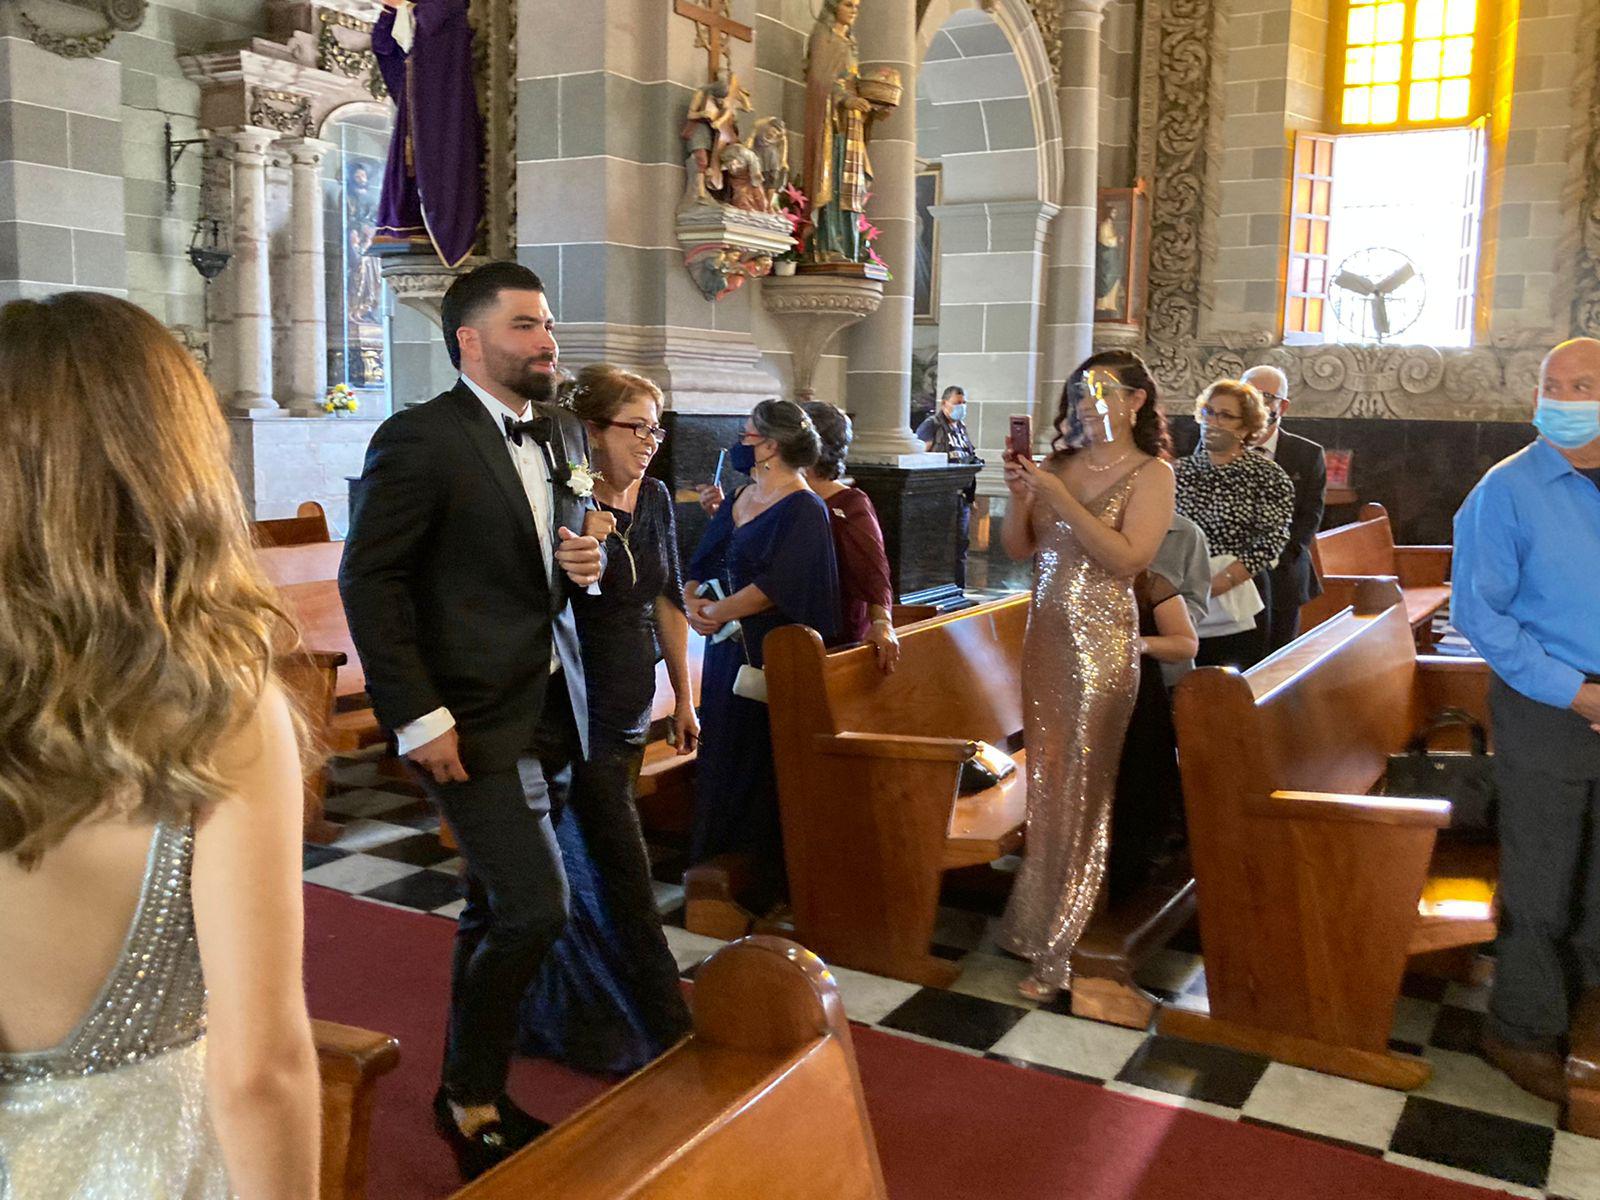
[
  {"left": 750, "top": 398, "right": 821, "bottom": 470},
  {"left": 441, "top": 260, "right": 544, "bottom": 370},
  {"left": 801, "top": 400, "right": 853, "bottom": 479},
  {"left": 1051, "top": 349, "right": 1170, "bottom": 459}
]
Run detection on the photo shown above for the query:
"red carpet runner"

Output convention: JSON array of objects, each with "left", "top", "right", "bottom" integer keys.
[{"left": 304, "top": 885, "right": 1508, "bottom": 1200}]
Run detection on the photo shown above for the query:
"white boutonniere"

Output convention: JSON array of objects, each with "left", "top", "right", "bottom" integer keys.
[{"left": 566, "top": 462, "right": 599, "bottom": 498}]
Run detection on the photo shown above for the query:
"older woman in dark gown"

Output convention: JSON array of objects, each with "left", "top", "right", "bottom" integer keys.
[
  {"left": 684, "top": 400, "right": 840, "bottom": 911},
  {"left": 518, "top": 365, "right": 694, "bottom": 1074}
]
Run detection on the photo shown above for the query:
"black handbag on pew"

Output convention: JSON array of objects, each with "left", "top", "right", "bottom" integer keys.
[
  {"left": 957, "top": 741, "right": 1019, "bottom": 795},
  {"left": 1380, "top": 708, "right": 1496, "bottom": 840}
]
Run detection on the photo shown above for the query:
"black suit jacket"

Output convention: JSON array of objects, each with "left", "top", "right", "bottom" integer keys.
[
  {"left": 1266, "top": 428, "right": 1326, "bottom": 607},
  {"left": 339, "top": 382, "right": 593, "bottom": 772}
]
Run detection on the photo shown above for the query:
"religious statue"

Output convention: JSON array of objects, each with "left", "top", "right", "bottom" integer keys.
[
  {"left": 370, "top": 0, "right": 484, "bottom": 268},
  {"left": 747, "top": 117, "right": 789, "bottom": 212},
  {"left": 345, "top": 161, "right": 385, "bottom": 324},
  {"left": 720, "top": 144, "right": 768, "bottom": 212},
  {"left": 1094, "top": 214, "right": 1126, "bottom": 315},
  {"left": 801, "top": 0, "right": 898, "bottom": 267},
  {"left": 680, "top": 75, "right": 749, "bottom": 207}
]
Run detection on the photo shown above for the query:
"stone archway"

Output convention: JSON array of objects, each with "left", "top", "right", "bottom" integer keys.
[{"left": 912, "top": 0, "right": 1062, "bottom": 460}]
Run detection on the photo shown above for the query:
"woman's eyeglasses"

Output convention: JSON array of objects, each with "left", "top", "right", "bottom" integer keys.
[
  {"left": 595, "top": 419, "right": 667, "bottom": 443},
  {"left": 1198, "top": 406, "right": 1244, "bottom": 425}
]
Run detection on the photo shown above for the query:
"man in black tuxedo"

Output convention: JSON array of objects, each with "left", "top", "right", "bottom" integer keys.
[
  {"left": 339, "top": 261, "right": 604, "bottom": 1178},
  {"left": 1242, "top": 365, "right": 1325, "bottom": 651}
]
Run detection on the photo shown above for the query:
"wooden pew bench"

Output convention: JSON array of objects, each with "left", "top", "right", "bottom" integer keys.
[
  {"left": 1165, "top": 577, "right": 1496, "bottom": 1089},
  {"left": 1309, "top": 502, "right": 1452, "bottom": 646},
  {"left": 450, "top": 936, "right": 888, "bottom": 1200},
  {"left": 253, "top": 500, "right": 333, "bottom": 548},
  {"left": 702, "top": 595, "right": 1197, "bottom": 1017},
  {"left": 314, "top": 1018, "right": 401, "bottom": 1200}
]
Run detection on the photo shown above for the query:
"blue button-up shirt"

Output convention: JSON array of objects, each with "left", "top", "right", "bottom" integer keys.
[{"left": 1452, "top": 438, "right": 1600, "bottom": 709}]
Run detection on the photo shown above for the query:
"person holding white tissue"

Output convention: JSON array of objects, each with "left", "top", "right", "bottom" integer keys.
[{"left": 1453, "top": 337, "right": 1600, "bottom": 1104}]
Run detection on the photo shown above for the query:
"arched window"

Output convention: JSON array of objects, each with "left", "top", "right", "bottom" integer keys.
[{"left": 321, "top": 105, "right": 394, "bottom": 409}]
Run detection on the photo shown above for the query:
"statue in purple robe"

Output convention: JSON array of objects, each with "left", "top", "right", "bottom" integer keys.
[{"left": 371, "top": 0, "right": 484, "bottom": 268}]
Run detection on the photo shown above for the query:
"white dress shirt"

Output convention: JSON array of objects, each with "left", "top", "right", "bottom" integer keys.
[
  {"left": 394, "top": 374, "right": 559, "bottom": 756},
  {"left": 1254, "top": 422, "right": 1282, "bottom": 460}
]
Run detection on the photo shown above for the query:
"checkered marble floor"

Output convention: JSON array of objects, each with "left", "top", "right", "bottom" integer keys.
[{"left": 308, "top": 755, "right": 1600, "bottom": 1200}]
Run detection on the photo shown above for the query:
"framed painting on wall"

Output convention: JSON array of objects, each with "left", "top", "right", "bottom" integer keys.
[
  {"left": 1094, "top": 182, "right": 1150, "bottom": 326},
  {"left": 914, "top": 164, "right": 941, "bottom": 323}
]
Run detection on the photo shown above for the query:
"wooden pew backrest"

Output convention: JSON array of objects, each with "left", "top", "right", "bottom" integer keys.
[
  {"left": 259, "top": 540, "right": 345, "bottom": 588},
  {"left": 453, "top": 937, "right": 888, "bottom": 1200},
  {"left": 1312, "top": 503, "right": 1399, "bottom": 578},
  {"left": 254, "top": 501, "right": 333, "bottom": 548}
]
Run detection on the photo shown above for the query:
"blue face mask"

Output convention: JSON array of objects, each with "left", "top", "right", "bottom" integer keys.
[
  {"left": 1534, "top": 396, "right": 1600, "bottom": 450},
  {"left": 949, "top": 403, "right": 967, "bottom": 423},
  {"left": 727, "top": 441, "right": 758, "bottom": 474}
]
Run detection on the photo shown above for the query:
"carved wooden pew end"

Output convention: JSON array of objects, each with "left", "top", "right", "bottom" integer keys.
[{"left": 313, "top": 1018, "right": 402, "bottom": 1200}]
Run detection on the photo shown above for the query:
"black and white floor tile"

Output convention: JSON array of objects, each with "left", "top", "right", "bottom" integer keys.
[{"left": 306, "top": 753, "right": 1597, "bottom": 1200}]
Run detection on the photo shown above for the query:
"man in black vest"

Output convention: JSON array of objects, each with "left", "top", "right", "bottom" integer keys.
[
  {"left": 339, "top": 261, "right": 603, "bottom": 1178},
  {"left": 1242, "top": 365, "right": 1325, "bottom": 651}
]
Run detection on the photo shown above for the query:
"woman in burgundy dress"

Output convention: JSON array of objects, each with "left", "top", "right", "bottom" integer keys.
[{"left": 800, "top": 401, "right": 899, "bottom": 670}]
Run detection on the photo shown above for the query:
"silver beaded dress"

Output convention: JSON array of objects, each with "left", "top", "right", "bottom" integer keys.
[
  {"left": 0, "top": 819, "right": 232, "bottom": 1199},
  {"left": 999, "top": 468, "right": 1144, "bottom": 988}
]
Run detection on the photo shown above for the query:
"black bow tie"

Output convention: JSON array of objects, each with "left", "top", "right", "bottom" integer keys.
[{"left": 503, "top": 412, "right": 553, "bottom": 447}]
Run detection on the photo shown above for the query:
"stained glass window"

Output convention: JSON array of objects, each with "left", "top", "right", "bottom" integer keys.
[{"left": 1332, "top": 0, "right": 1490, "bottom": 131}]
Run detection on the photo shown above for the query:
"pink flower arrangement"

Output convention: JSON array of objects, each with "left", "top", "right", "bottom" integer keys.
[{"left": 857, "top": 211, "right": 891, "bottom": 277}]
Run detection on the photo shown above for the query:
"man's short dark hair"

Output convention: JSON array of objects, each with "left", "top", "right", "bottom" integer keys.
[
  {"left": 441, "top": 261, "right": 545, "bottom": 369},
  {"left": 941, "top": 385, "right": 965, "bottom": 401}
]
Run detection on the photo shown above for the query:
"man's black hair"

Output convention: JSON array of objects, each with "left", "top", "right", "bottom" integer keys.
[{"left": 440, "top": 260, "right": 546, "bottom": 369}]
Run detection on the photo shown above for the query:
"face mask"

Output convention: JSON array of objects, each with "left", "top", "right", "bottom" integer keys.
[
  {"left": 1533, "top": 396, "right": 1600, "bottom": 450},
  {"left": 1202, "top": 424, "right": 1241, "bottom": 454},
  {"left": 949, "top": 403, "right": 967, "bottom": 423},
  {"left": 727, "top": 441, "right": 758, "bottom": 474}
]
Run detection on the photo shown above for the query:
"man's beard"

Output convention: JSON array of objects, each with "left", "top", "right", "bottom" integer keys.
[{"left": 485, "top": 344, "right": 559, "bottom": 403}]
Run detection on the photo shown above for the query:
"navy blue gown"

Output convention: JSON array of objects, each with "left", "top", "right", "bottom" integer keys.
[
  {"left": 518, "top": 478, "right": 693, "bottom": 1074},
  {"left": 687, "top": 487, "right": 841, "bottom": 906}
]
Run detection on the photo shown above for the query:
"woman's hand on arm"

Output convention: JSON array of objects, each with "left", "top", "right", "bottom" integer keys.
[
  {"left": 703, "top": 583, "right": 774, "bottom": 625},
  {"left": 654, "top": 598, "right": 700, "bottom": 754},
  {"left": 682, "top": 580, "right": 722, "bottom": 636},
  {"left": 1141, "top": 593, "right": 1201, "bottom": 663},
  {"left": 866, "top": 604, "right": 900, "bottom": 673},
  {"left": 192, "top": 684, "right": 320, "bottom": 1200}
]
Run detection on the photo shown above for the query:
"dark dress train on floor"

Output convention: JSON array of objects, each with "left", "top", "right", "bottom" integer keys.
[
  {"left": 518, "top": 477, "right": 693, "bottom": 1074},
  {"left": 687, "top": 486, "right": 840, "bottom": 905},
  {"left": 1106, "top": 570, "right": 1188, "bottom": 902}
]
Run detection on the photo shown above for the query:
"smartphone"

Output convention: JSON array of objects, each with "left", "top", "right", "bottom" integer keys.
[
  {"left": 711, "top": 448, "right": 727, "bottom": 490},
  {"left": 1008, "top": 415, "right": 1033, "bottom": 460}
]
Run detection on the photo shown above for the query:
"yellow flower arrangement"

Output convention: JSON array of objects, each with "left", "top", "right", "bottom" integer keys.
[{"left": 322, "top": 382, "right": 360, "bottom": 416}]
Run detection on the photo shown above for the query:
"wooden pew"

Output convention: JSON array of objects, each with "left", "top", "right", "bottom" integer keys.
[
  {"left": 450, "top": 936, "right": 888, "bottom": 1200},
  {"left": 1164, "top": 577, "right": 1496, "bottom": 1089},
  {"left": 1564, "top": 990, "right": 1600, "bottom": 1136},
  {"left": 744, "top": 596, "right": 1195, "bottom": 1013},
  {"left": 314, "top": 1018, "right": 401, "bottom": 1200},
  {"left": 254, "top": 500, "right": 333, "bottom": 548},
  {"left": 1310, "top": 502, "right": 1452, "bottom": 647},
  {"left": 278, "top": 648, "right": 349, "bottom": 843},
  {"left": 633, "top": 635, "right": 707, "bottom": 838}
]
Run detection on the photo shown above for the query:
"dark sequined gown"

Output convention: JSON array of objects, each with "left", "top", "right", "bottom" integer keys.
[{"left": 999, "top": 469, "right": 1143, "bottom": 987}]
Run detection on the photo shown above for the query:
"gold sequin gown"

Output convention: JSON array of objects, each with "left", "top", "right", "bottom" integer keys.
[
  {"left": 0, "top": 820, "right": 232, "bottom": 1199},
  {"left": 999, "top": 469, "right": 1143, "bottom": 987}
]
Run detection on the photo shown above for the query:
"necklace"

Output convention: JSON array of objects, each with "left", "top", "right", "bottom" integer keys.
[{"left": 1083, "top": 448, "right": 1135, "bottom": 473}]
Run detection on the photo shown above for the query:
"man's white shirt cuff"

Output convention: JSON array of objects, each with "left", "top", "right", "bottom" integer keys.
[{"left": 395, "top": 707, "right": 455, "bottom": 755}]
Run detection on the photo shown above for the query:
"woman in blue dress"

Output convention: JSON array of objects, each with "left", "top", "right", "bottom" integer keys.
[
  {"left": 684, "top": 399, "right": 841, "bottom": 912},
  {"left": 518, "top": 365, "right": 695, "bottom": 1074}
]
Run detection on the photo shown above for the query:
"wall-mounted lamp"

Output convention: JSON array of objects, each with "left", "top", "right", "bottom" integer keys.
[
  {"left": 163, "top": 120, "right": 208, "bottom": 209},
  {"left": 164, "top": 121, "right": 233, "bottom": 280}
]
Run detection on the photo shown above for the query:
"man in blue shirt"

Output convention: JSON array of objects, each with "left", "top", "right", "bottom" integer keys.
[{"left": 1454, "top": 336, "right": 1600, "bottom": 1103}]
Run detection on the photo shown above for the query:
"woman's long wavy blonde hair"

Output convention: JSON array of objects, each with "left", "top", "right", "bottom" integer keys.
[{"left": 0, "top": 293, "right": 300, "bottom": 866}]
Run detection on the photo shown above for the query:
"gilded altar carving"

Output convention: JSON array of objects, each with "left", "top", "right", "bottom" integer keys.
[
  {"left": 468, "top": 0, "right": 516, "bottom": 261},
  {"left": 317, "top": 9, "right": 387, "bottom": 100},
  {"left": 249, "top": 88, "right": 312, "bottom": 136},
  {"left": 14, "top": 0, "right": 144, "bottom": 58}
]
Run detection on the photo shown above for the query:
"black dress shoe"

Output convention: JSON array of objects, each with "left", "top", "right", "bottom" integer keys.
[
  {"left": 494, "top": 1094, "right": 552, "bottom": 1146},
  {"left": 432, "top": 1088, "right": 523, "bottom": 1181}
]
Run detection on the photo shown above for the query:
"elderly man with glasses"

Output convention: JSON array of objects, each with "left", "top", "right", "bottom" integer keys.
[{"left": 1240, "top": 365, "right": 1326, "bottom": 651}]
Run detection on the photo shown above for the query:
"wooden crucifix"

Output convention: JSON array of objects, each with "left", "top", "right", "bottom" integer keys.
[{"left": 675, "top": 0, "right": 753, "bottom": 83}]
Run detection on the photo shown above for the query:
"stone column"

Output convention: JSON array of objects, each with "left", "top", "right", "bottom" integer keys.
[
  {"left": 282, "top": 137, "right": 333, "bottom": 416},
  {"left": 1045, "top": 0, "right": 1110, "bottom": 396},
  {"left": 223, "top": 126, "right": 281, "bottom": 415},
  {"left": 840, "top": 0, "right": 930, "bottom": 463}
]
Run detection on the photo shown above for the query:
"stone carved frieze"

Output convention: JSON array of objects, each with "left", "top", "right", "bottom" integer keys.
[
  {"left": 14, "top": 0, "right": 145, "bottom": 57},
  {"left": 316, "top": 9, "right": 386, "bottom": 100},
  {"left": 249, "top": 87, "right": 312, "bottom": 136},
  {"left": 1126, "top": 0, "right": 1600, "bottom": 420}
]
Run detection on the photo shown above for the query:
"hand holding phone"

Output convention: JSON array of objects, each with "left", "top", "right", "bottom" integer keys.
[{"left": 1008, "top": 414, "right": 1033, "bottom": 461}]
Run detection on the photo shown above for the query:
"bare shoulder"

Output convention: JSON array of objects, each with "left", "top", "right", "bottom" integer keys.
[
  {"left": 211, "top": 680, "right": 299, "bottom": 781},
  {"left": 1135, "top": 455, "right": 1176, "bottom": 490}
]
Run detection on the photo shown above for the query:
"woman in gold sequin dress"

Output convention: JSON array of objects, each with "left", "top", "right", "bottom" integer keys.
[{"left": 998, "top": 351, "right": 1178, "bottom": 1001}]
